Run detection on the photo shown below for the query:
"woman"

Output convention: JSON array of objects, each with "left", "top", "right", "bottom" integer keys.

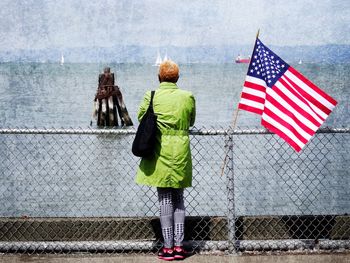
[{"left": 135, "top": 60, "right": 195, "bottom": 261}]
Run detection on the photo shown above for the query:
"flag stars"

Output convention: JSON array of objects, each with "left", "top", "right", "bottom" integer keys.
[{"left": 248, "top": 41, "right": 289, "bottom": 84}]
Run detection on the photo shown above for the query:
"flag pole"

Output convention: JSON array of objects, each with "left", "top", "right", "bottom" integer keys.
[
  {"left": 231, "top": 28, "right": 260, "bottom": 128},
  {"left": 220, "top": 29, "right": 260, "bottom": 176},
  {"left": 231, "top": 29, "right": 259, "bottom": 127}
]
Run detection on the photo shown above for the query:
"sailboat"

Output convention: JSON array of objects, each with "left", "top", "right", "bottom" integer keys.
[
  {"left": 163, "top": 50, "right": 168, "bottom": 62},
  {"left": 60, "top": 54, "right": 65, "bottom": 65},
  {"left": 154, "top": 51, "right": 162, "bottom": 66}
]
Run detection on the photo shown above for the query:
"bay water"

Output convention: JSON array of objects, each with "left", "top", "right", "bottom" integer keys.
[{"left": 0, "top": 63, "right": 348, "bottom": 128}]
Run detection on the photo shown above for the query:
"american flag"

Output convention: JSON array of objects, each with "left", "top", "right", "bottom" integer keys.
[{"left": 238, "top": 38, "right": 338, "bottom": 152}]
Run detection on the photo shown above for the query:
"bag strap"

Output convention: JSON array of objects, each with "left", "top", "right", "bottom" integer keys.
[{"left": 149, "top": 90, "right": 155, "bottom": 110}]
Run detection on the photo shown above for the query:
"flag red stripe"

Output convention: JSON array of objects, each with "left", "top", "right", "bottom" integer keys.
[
  {"left": 261, "top": 119, "right": 302, "bottom": 152},
  {"left": 273, "top": 79, "right": 322, "bottom": 128},
  {"left": 241, "top": 92, "right": 265, "bottom": 104},
  {"left": 263, "top": 107, "right": 309, "bottom": 144},
  {"left": 265, "top": 92, "right": 315, "bottom": 136},
  {"left": 283, "top": 73, "right": 331, "bottom": 117},
  {"left": 289, "top": 67, "right": 338, "bottom": 106},
  {"left": 243, "top": 81, "right": 266, "bottom": 92},
  {"left": 238, "top": 103, "right": 263, "bottom": 115}
]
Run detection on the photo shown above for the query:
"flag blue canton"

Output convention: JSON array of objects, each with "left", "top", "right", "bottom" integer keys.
[{"left": 247, "top": 38, "right": 290, "bottom": 88}]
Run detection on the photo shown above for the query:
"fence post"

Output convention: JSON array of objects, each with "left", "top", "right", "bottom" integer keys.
[{"left": 226, "top": 133, "right": 237, "bottom": 254}]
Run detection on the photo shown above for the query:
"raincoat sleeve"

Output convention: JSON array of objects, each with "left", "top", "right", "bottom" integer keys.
[
  {"left": 137, "top": 91, "right": 151, "bottom": 122},
  {"left": 189, "top": 93, "right": 196, "bottom": 127}
]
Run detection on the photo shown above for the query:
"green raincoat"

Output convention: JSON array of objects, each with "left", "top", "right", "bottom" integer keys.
[{"left": 135, "top": 82, "right": 196, "bottom": 188}]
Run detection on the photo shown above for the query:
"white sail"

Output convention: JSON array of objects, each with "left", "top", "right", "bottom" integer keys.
[
  {"left": 60, "top": 54, "right": 64, "bottom": 65},
  {"left": 163, "top": 50, "right": 168, "bottom": 62},
  {"left": 154, "top": 51, "right": 162, "bottom": 66}
]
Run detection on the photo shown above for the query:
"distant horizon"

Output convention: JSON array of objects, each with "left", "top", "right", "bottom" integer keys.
[
  {"left": 0, "top": 43, "right": 349, "bottom": 64},
  {"left": 1, "top": 42, "right": 349, "bottom": 52},
  {"left": 2, "top": 62, "right": 349, "bottom": 65}
]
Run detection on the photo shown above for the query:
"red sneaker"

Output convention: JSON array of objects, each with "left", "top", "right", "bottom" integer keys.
[
  {"left": 174, "top": 246, "right": 187, "bottom": 260},
  {"left": 158, "top": 247, "right": 175, "bottom": 261}
]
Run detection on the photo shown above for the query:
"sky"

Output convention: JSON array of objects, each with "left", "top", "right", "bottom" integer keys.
[{"left": 0, "top": 0, "right": 349, "bottom": 51}]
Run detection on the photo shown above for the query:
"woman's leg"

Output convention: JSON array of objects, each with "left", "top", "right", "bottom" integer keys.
[
  {"left": 157, "top": 187, "right": 174, "bottom": 248},
  {"left": 172, "top": 188, "right": 185, "bottom": 247}
]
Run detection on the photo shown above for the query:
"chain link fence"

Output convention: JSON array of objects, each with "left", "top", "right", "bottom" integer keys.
[{"left": 0, "top": 127, "right": 349, "bottom": 254}]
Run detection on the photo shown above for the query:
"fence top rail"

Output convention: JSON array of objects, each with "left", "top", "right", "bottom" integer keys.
[{"left": 0, "top": 127, "right": 349, "bottom": 135}]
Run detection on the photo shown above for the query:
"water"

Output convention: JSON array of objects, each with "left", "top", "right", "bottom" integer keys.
[
  {"left": 0, "top": 63, "right": 349, "bottom": 128},
  {"left": 0, "top": 63, "right": 349, "bottom": 217}
]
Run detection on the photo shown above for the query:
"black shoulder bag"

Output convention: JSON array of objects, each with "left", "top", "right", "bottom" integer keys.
[{"left": 132, "top": 91, "right": 157, "bottom": 158}]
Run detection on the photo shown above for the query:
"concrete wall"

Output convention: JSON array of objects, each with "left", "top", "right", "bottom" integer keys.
[{"left": 0, "top": 215, "right": 349, "bottom": 242}]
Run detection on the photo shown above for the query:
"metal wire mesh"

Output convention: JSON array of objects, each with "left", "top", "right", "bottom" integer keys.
[
  {"left": 229, "top": 128, "right": 350, "bottom": 252},
  {"left": 0, "top": 127, "right": 349, "bottom": 254}
]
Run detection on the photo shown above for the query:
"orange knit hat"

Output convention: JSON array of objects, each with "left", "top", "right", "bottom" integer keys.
[{"left": 159, "top": 60, "right": 179, "bottom": 81}]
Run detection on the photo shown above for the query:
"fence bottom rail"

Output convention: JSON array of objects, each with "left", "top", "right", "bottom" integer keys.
[{"left": 0, "top": 240, "right": 349, "bottom": 254}]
